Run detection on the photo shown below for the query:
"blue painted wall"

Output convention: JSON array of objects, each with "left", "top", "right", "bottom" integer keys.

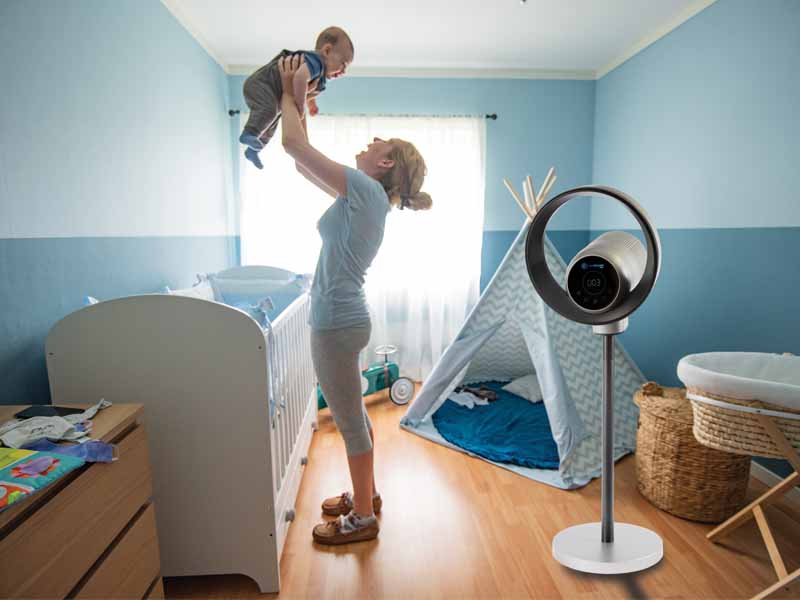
[
  {"left": 228, "top": 75, "right": 597, "bottom": 283},
  {"left": 593, "top": 0, "right": 800, "bottom": 381},
  {"left": 0, "top": 0, "right": 236, "bottom": 404},
  {"left": 593, "top": 0, "right": 800, "bottom": 231},
  {"left": 593, "top": 0, "right": 800, "bottom": 478},
  {"left": 6, "top": 0, "right": 797, "bottom": 494}
]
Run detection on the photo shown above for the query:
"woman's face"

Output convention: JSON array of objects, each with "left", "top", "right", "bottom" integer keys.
[{"left": 356, "top": 138, "right": 394, "bottom": 173}]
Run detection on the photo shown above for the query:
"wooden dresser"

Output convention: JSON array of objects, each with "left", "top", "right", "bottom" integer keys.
[{"left": 0, "top": 404, "right": 163, "bottom": 599}]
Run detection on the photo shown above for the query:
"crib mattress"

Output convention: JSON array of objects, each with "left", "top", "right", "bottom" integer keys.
[
  {"left": 677, "top": 352, "right": 800, "bottom": 410},
  {"left": 431, "top": 380, "right": 560, "bottom": 470}
]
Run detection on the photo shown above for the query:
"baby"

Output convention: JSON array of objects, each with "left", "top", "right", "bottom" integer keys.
[{"left": 239, "top": 26, "right": 354, "bottom": 169}]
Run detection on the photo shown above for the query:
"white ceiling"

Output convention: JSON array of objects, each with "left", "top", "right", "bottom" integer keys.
[{"left": 163, "top": 0, "right": 715, "bottom": 77}]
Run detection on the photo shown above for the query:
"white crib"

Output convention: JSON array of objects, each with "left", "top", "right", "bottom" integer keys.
[{"left": 45, "top": 267, "right": 317, "bottom": 593}]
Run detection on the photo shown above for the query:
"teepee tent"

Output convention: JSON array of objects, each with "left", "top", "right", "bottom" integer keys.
[{"left": 400, "top": 173, "right": 646, "bottom": 490}]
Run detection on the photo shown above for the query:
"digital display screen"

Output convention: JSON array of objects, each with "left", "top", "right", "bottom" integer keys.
[{"left": 567, "top": 255, "right": 620, "bottom": 311}]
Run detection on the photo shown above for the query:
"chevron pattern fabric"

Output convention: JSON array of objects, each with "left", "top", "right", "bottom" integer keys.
[{"left": 407, "top": 223, "right": 645, "bottom": 488}]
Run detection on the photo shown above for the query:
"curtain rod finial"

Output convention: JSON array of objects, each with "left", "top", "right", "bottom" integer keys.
[{"left": 228, "top": 109, "right": 240, "bottom": 117}]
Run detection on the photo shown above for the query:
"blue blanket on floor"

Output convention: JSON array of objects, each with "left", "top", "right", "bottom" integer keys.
[{"left": 432, "top": 380, "right": 560, "bottom": 469}]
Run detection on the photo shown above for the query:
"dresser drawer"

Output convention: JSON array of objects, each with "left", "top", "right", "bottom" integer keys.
[
  {"left": 74, "top": 502, "right": 160, "bottom": 599},
  {"left": 0, "top": 424, "right": 153, "bottom": 599}
]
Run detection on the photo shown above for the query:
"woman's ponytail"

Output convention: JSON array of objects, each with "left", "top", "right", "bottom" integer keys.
[
  {"left": 410, "top": 191, "right": 432, "bottom": 211},
  {"left": 380, "top": 139, "right": 431, "bottom": 211}
]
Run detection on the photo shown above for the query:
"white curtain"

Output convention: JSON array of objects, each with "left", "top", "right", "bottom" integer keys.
[{"left": 240, "top": 114, "right": 486, "bottom": 381}]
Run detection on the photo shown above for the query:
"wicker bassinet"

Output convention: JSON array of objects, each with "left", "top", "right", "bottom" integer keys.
[
  {"left": 678, "top": 352, "right": 800, "bottom": 458},
  {"left": 687, "top": 386, "right": 800, "bottom": 459},
  {"left": 634, "top": 382, "right": 751, "bottom": 523}
]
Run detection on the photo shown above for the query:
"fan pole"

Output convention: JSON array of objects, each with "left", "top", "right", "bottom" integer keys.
[
  {"left": 601, "top": 333, "right": 615, "bottom": 543},
  {"left": 550, "top": 319, "right": 662, "bottom": 574}
]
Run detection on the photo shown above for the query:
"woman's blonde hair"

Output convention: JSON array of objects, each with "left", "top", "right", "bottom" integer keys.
[{"left": 379, "top": 139, "right": 433, "bottom": 211}]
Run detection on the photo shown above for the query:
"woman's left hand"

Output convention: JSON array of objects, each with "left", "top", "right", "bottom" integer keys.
[{"left": 279, "top": 53, "right": 304, "bottom": 96}]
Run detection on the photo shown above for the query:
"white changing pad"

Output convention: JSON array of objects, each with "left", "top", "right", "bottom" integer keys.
[{"left": 677, "top": 352, "right": 800, "bottom": 411}]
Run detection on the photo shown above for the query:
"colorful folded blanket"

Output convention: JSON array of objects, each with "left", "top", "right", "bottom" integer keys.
[{"left": 0, "top": 448, "right": 84, "bottom": 513}]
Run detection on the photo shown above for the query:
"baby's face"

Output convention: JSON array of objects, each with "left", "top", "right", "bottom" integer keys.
[{"left": 323, "top": 42, "right": 353, "bottom": 79}]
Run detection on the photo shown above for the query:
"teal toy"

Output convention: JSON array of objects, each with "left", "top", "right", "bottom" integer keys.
[{"left": 317, "top": 344, "right": 415, "bottom": 408}]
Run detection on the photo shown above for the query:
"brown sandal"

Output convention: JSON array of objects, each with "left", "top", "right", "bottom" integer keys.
[
  {"left": 321, "top": 492, "right": 382, "bottom": 516},
  {"left": 313, "top": 512, "right": 379, "bottom": 545}
]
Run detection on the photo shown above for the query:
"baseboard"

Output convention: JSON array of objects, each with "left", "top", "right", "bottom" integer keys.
[{"left": 750, "top": 461, "right": 800, "bottom": 514}]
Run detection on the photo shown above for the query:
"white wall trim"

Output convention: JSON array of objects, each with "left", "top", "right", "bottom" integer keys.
[
  {"left": 595, "top": 0, "right": 718, "bottom": 79},
  {"left": 227, "top": 64, "right": 596, "bottom": 80},
  {"left": 226, "top": 65, "right": 254, "bottom": 76},
  {"left": 160, "top": 0, "right": 227, "bottom": 70},
  {"left": 750, "top": 461, "right": 800, "bottom": 513},
  {"left": 165, "top": 1, "right": 716, "bottom": 81}
]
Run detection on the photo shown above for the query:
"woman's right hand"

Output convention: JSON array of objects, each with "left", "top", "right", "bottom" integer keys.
[{"left": 279, "top": 53, "right": 304, "bottom": 97}]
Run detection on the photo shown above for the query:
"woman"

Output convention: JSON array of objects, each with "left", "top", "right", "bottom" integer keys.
[{"left": 277, "top": 55, "right": 432, "bottom": 545}]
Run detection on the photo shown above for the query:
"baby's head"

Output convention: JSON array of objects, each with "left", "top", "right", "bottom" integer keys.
[{"left": 315, "top": 26, "right": 354, "bottom": 79}]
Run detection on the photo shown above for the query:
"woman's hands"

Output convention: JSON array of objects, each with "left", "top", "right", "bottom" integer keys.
[
  {"left": 279, "top": 53, "right": 304, "bottom": 99},
  {"left": 278, "top": 52, "right": 347, "bottom": 198},
  {"left": 280, "top": 54, "right": 311, "bottom": 116}
]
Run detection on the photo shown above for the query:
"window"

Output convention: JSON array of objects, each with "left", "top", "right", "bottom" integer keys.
[{"left": 240, "top": 114, "right": 486, "bottom": 379}]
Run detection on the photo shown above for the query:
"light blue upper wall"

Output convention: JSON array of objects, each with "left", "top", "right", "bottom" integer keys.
[
  {"left": 593, "top": 0, "right": 800, "bottom": 230},
  {"left": 0, "top": 0, "right": 234, "bottom": 239},
  {"left": 229, "top": 75, "right": 596, "bottom": 231}
]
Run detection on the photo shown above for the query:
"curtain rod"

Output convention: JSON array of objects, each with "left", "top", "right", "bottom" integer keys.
[{"left": 227, "top": 109, "right": 496, "bottom": 120}]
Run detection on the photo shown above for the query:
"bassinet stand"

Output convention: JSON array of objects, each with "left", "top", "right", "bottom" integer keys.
[{"left": 688, "top": 392, "right": 800, "bottom": 600}]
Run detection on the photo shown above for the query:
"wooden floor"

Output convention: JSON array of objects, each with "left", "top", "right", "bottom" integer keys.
[{"left": 166, "top": 387, "right": 800, "bottom": 599}]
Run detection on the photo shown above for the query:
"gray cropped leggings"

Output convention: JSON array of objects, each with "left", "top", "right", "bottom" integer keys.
[{"left": 310, "top": 325, "right": 373, "bottom": 457}]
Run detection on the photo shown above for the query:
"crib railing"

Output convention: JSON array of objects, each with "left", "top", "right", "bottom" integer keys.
[{"left": 268, "top": 293, "right": 316, "bottom": 495}]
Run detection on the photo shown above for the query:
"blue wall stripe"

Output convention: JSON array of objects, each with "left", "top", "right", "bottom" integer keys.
[
  {"left": 0, "top": 236, "right": 237, "bottom": 405},
  {"left": 482, "top": 227, "right": 800, "bottom": 388},
  {"left": 600, "top": 227, "right": 800, "bottom": 386}
]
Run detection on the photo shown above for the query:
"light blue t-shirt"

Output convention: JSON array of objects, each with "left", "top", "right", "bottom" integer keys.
[{"left": 309, "top": 167, "right": 391, "bottom": 330}]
